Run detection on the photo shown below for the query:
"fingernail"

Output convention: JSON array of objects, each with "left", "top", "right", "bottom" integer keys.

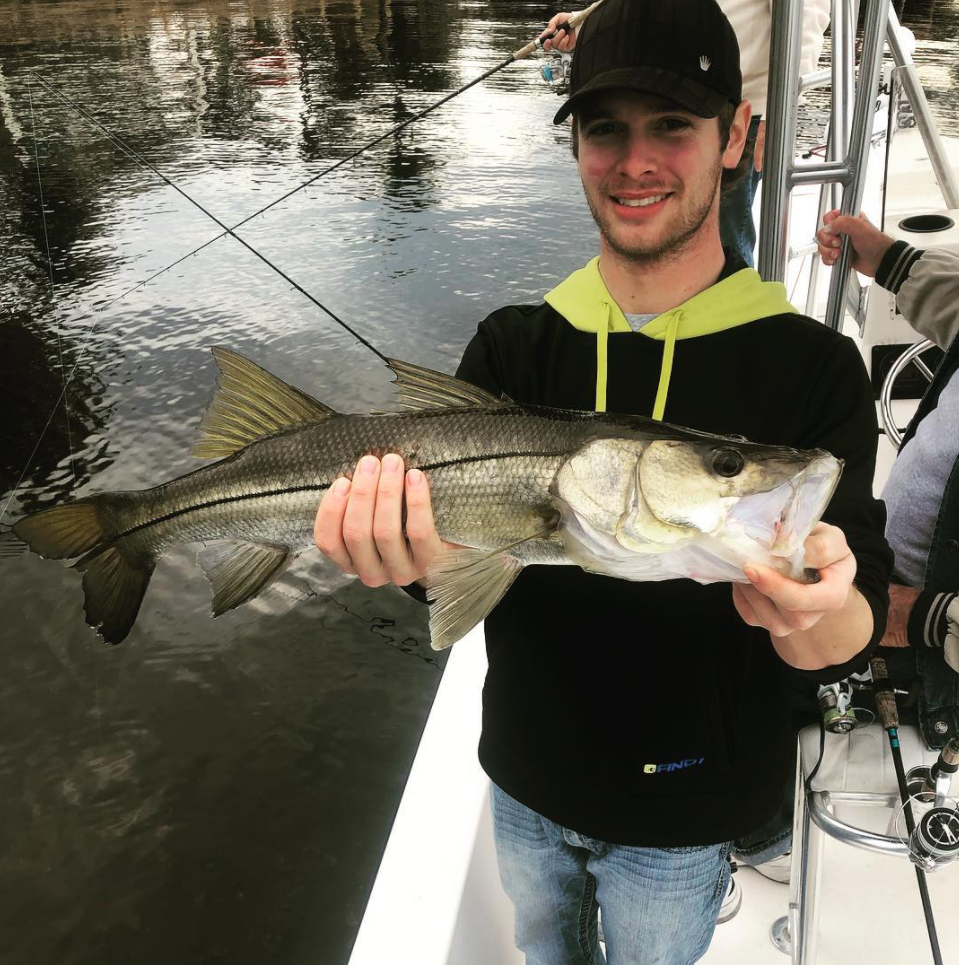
[
  {"left": 407, "top": 468, "right": 423, "bottom": 488},
  {"left": 360, "top": 456, "right": 378, "bottom": 475},
  {"left": 383, "top": 453, "right": 401, "bottom": 473},
  {"left": 333, "top": 477, "right": 351, "bottom": 497},
  {"left": 744, "top": 566, "right": 759, "bottom": 583}
]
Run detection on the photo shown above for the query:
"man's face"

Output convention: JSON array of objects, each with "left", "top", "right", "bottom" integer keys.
[{"left": 575, "top": 92, "right": 745, "bottom": 262}]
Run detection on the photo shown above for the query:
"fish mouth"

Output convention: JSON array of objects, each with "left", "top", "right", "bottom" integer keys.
[{"left": 726, "top": 454, "right": 843, "bottom": 561}]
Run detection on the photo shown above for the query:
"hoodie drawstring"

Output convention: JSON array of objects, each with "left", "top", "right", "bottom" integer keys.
[
  {"left": 651, "top": 309, "right": 682, "bottom": 421},
  {"left": 595, "top": 302, "right": 612, "bottom": 412}
]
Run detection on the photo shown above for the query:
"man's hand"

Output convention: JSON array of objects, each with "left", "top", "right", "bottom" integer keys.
[
  {"left": 816, "top": 209, "right": 895, "bottom": 278},
  {"left": 732, "top": 523, "right": 857, "bottom": 638},
  {"left": 540, "top": 12, "right": 577, "bottom": 52},
  {"left": 882, "top": 583, "right": 920, "bottom": 648},
  {"left": 314, "top": 454, "right": 454, "bottom": 587}
]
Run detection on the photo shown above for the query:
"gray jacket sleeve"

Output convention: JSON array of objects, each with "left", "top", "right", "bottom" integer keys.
[{"left": 877, "top": 242, "right": 959, "bottom": 350}]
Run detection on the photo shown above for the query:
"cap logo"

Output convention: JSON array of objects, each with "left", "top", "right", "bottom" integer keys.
[{"left": 699, "top": 55, "right": 711, "bottom": 71}]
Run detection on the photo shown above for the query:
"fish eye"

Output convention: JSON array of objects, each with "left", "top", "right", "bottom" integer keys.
[{"left": 712, "top": 447, "right": 745, "bottom": 478}]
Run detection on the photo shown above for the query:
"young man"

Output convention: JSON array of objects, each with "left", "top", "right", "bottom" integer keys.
[
  {"left": 316, "top": 1, "right": 891, "bottom": 960},
  {"left": 542, "top": 0, "right": 832, "bottom": 267}
]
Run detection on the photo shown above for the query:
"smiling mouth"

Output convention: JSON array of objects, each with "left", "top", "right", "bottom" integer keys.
[{"left": 612, "top": 193, "right": 671, "bottom": 207}]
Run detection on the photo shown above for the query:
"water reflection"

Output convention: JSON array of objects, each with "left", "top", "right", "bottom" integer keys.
[
  {"left": 0, "top": 1, "right": 958, "bottom": 963},
  {"left": 0, "top": 315, "right": 109, "bottom": 508}
]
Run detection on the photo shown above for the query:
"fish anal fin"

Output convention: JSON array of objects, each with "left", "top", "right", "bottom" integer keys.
[
  {"left": 197, "top": 541, "right": 295, "bottom": 616},
  {"left": 192, "top": 348, "right": 337, "bottom": 459},
  {"left": 73, "top": 544, "right": 156, "bottom": 645},
  {"left": 385, "top": 358, "right": 506, "bottom": 411},
  {"left": 425, "top": 548, "right": 524, "bottom": 650}
]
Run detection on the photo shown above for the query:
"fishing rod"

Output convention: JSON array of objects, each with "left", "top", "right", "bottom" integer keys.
[
  {"left": 6, "top": 5, "right": 604, "bottom": 519},
  {"left": 26, "top": 1, "right": 605, "bottom": 352},
  {"left": 869, "top": 655, "right": 944, "bottom": 965}
]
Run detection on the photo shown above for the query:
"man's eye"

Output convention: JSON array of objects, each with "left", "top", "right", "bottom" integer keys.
[
  {"left": 586, "top": 122, "right": 617, "bottom": 137},
  {"left": 658, "top": 117, "right": 692, "bottom": 132}
]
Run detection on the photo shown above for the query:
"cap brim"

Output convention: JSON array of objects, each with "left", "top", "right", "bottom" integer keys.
[{"left": 553, "top": 66, "right": 730, "bottom": 124}]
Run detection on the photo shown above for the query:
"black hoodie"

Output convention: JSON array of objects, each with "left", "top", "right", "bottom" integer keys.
[{"left": 448, "top": 256, "right": 892, "bottom": 846}]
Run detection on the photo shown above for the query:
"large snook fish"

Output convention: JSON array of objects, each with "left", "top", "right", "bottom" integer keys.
[{"left": 13, "top": 349, "right": 842, "bottom": 649}]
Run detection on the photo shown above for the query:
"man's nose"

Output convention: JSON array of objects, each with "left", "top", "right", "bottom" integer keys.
[{"left": 617, "top": 134, "right": 658, "bottom": 180}]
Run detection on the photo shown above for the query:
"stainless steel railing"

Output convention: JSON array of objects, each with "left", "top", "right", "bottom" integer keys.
[{"left": 758, "top": 0, "right": 959, "bottom": 332}]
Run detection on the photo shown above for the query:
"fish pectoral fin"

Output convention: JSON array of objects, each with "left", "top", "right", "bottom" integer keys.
[
  {"left": 385, "top": 358, "right": 507, "bottom": 410},
  {"left": 425, "top": 548, "right": 524, "bottom": 651},
  {"left": 197, "top": 541, "right": 296, "bottom": 616},
  {"left": 192, "top": 348, "right": 338, "bottom": 459}
]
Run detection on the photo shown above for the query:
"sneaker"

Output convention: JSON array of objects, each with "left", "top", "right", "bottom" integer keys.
[
  {"left": 752, "top": 851, "right": 791, "bottom": 884},
  {"left": 717, "top": 873, "right": 742, "bottom": 924}
]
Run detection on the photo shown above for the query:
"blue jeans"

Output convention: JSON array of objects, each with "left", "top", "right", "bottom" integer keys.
[
  {"left": 491, "top": 784, "right": 732, "bottom": 965},
  {"left": 719, "top": 115, "right": 763, "bottom": 267}
]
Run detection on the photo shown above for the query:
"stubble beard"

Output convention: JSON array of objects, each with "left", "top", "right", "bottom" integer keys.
[{"left": 586, "top": 155, "right": 724, "bottom": 266}]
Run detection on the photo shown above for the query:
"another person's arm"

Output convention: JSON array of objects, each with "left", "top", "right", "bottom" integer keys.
[
  {"left": 539, "top": 11, "right": 577, "bottom": 52},
  {"left": 818, "top": 209, "right": 959, "bottom": 668},
  {"left": 817, "top": 209, "right": 959, "bottom": 350}
]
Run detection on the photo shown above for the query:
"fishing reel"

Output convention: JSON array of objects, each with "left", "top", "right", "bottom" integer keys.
[
  {"left": 891, "top": 794, "right": 959, "bottom": 873},
  {"left": 539, "top": 52, "right": 573, "bottom": 87},
  {"left": 907, "top": 737, "right": 959, "bottom": 806},
  {"left": 891, "top": 738, "right": 959, "bottom": 872},
  {"left": 817, "top": 680, "right": 873, "bottom": 733}
]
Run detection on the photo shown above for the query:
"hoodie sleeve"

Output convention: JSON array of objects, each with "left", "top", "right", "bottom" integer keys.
[
  {"left": 455, "top": 318, "right": 509, "bottom": 396},
  {"left": 787, "top": 335, "right": 894, "bottom": 683}
]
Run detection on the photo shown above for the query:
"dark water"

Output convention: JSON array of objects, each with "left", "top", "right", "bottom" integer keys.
[{"left": 0, "top": 2, "right": 957, "bottom": 963}]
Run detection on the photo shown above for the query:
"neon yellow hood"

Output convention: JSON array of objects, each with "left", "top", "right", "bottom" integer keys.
[{"left": 544, "top": 256, "right": 798, "bottom": 419}]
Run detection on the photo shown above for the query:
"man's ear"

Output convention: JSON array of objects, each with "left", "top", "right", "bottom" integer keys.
[{"left": 722, "top": 101, "right": 752, "bottom": 172}]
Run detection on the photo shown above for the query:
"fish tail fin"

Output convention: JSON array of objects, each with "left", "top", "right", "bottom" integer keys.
[
  {"left": 14, "top": 494, "right": 154, "bottom": 644},
  {"left": 13, "top": 497, "right": 113, "bottom": 560},
  {"left": 73, "top": 542, "right": 156, "bottom": 645}
]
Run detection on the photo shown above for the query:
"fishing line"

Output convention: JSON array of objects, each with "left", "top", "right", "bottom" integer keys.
[
  {"left": 28, "top": 71, "right": 387, "bottom": 364},
  {"left": 28, "top": 76, "right": 77, "bottom": 489},
  {"left": 24, "top": 7, "right": 593, "bottom": 360},
  {"left": 2, "top": 79, "right": 82, "bottom": 523},
  {"left": 9, "top": 5, "right": 602, "bottom": 514}
]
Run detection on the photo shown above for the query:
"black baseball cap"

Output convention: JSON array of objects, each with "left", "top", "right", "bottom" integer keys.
[{"left": 553, "top": 0, "right": 742, "bottom": 124}]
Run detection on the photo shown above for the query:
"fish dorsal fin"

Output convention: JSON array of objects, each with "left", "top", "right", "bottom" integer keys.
[
  {"left": 386, "top": 358, "right": 507, "bottom": 410},
  {"left": 192, "top": 348, "right": 337, "bottom": 459},
  {"left": 197, "top": 541, "right": 295, "bottom": 615}
]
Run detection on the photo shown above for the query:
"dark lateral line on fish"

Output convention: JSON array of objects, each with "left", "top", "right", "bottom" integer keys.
[{"left": 107, "top": 449, "right": 570, "bottom": 544}]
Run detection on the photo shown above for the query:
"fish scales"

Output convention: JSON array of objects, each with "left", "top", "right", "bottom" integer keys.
[{"left": 107, "top": 406, "right": 592, "bottom": 560}]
